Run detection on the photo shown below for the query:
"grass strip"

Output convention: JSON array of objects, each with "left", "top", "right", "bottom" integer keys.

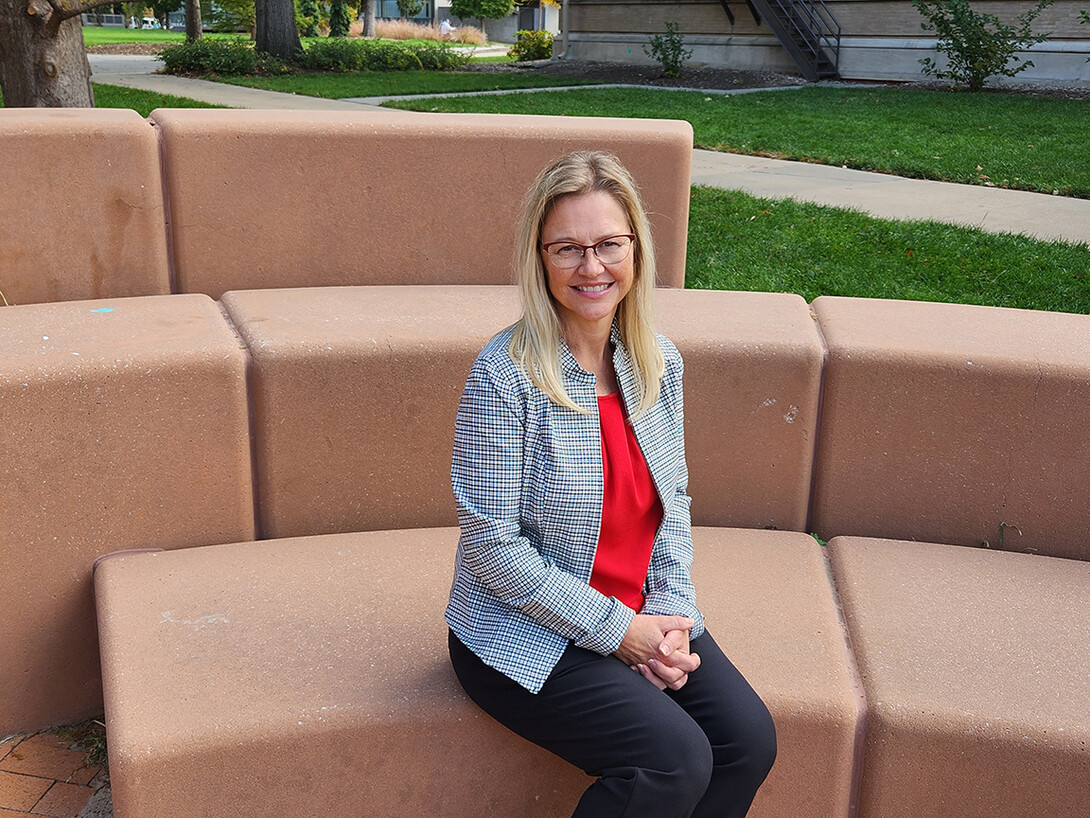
[
  {"left": 214, "top": 70, "right": 592, "bottom": 98},
  {"left": 386, "top": 85, "right": 1090, "bottom": 198},
  {"left": 1, "top": 82, "right": 224, "bottom": 114},
  {"left": 687, "top": 186, "right": 1090, "bottom": 314}
]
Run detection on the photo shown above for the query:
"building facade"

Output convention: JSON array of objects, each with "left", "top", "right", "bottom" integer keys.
[{"left": 557, "top": 0, "right": 1090, "bottom": 86}]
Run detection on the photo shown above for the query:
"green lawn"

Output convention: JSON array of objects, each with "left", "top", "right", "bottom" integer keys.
[
  {"left": 386, "top": 85, "right": 1090, "bottom": 198},
  {"left": 687, "top": 186, "right": 1090, "bottom": 314},
  {"left": 217, "top": 70, "right": 592, "bottom": 98},
  {"left": 81, "top": 27, "right": 247, "bottom": 46}
]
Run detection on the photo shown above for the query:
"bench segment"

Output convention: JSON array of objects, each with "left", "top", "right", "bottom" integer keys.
[
  {"left": 220, "top": 285, "right": 521, "bottom": 537},
  {"left": 826, "top": 536, "right": 1090, "bottom": 817},
  {"left": 691, "top": 528, "right": 862, "bottom": 818},
  {"left": 810, "top": 296, "right": 1090, "bottom": 559},
  {"left": 658, "top": 290, "right": 824, "bottom": 531},
  {"left": 0, "top": 109, "right": 170, "bottom": 306},
  {"left": 151, "top": 109, "right": 692, "bottom": 298},
  {"left": 0, "top": 294, "right": 255, "bottom": 735},
  {"left": 95, "top": 527, "right": 859, "bottom": 817}
]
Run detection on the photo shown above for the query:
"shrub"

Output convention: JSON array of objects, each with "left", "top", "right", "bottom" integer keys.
[
  {"left": 508, "top": 29, "right": 554, "bottom": 61},
  {"left": 298, "top": 0, "right": 320, "bottom": 38},
  {"left": 329, "top": 0, "right": 352, "bottom": 38},
  {"left": 912, "top": 0, "right": 1053, "bottom": 91},
  {"left": 374, "top": 18, "right": 487, "bottom": 45},
  {"left": 158, "top": 39, "right": 259, "bottom": 75},
  {"left": 644, "top": 21, "right": 692, "bottom": 79},
  {"left": 1082, "top": 10, "right": 1090, "bottom": 61},
  {"left": 298, "top": 39, "right": 469, "bottom": 72}
]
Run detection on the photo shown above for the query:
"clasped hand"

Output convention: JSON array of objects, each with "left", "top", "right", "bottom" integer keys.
[{"left": 615, "top": 614, "right": 700, "bottom": 691}]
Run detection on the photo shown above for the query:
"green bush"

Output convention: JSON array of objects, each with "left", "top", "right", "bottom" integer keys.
[
  {"left": 329, "top": 0, "right": 352, "bottom": 37},
  {"left": 299, "top": 39, "right": 469, "bottom": 72},
  {"left": 912, "top": 0, "right": 1053, "bottom": 91},
  {"left": 298, "top": 0, "right": 320, "bottom": 38},
  {"left": 644, "top": 21, "right": 692, "bottom": 79},
  {"left": 508, "top": 29, "right": 554, "bottom": 61},
  {"left": 158, "top": 39, "right": 259, "bottom": 74}
]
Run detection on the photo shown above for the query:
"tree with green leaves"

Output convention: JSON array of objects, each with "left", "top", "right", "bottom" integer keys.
[
  {"left": 397, "top": 0, "right": 423, "bottom": 17},
  {"left": 298, "top": 0, "right": 319, "bottom": 37},
  {"left": 449, "top": 0, "right": 513, "bottom": 31},
  {"left": 329, "top": 0, "right": 352, "bottom": 36}
]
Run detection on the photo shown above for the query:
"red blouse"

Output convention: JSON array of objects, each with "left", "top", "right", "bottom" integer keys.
[{"left": 589, "top": 392, "right": 664, "bottom": 612}]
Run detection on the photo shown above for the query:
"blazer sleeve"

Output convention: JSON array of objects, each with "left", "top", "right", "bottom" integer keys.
[
  {"left": 639, "top": 344, "right": 706, "bottom": 637},
  {"left": 451, "top": 353, "right": 634, "bottom": 655}
]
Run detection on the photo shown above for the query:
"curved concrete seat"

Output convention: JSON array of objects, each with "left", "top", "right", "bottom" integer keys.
[
  {"left": 0, "top": 294, "right": 256, "bottom": 734},
  {"left": 94, "top": 527, "right": 859, "bottom": 818},
  {"left": 827, "top": 536, "right": 1090, "bottom": 818}
]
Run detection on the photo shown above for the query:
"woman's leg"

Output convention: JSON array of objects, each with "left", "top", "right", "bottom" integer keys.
[
  {"left": 449, "top": 630, "right": 713, "bottom": 818},
  {"left": 668, "top": 631, "right": 778, "bottom": 818}
]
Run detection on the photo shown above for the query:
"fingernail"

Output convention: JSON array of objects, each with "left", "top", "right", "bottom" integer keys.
[
  {"left": 648, "top": 658, "right": 658, "bottom": 668},
  {"left": 660, "top": 644, "right": 671, "bottom": 656}
]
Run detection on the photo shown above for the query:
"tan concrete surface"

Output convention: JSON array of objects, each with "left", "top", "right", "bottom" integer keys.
[
  {"left": 810, "top": 296, "right": 1090, "bottom": 560},
  {"left": 657, "top": 290, "right": 825, "bottom": 532},
  {"left": 827, "top": 536, "right": 1090, "bottom": 818},
  {"left": 0, "top": 294, "right": 256, "bottom": 735},
  {"left": 95, "top": 526, "right": 860, "bottom": 818},
  {"left": 692, "top": 528, "right": 863, "bottom": 818},
  {"left": 222, "top": 286, "right": 822, "bottom": 539},
  {"left": 151, "top": 108, "right": 692, "bottom": 298},
  {"left": 220, "top": 285, "right": 522, "bottom": 538},
  {"left": 0, "top": 109, "right": 170, "bottom": 306},
  {"left": 95, "top": 528, "right": 589, "bottom": 818}
]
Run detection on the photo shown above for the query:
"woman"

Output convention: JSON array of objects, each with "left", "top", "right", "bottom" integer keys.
[{"left": 446, "top": 151, "right": 776, "bottom": 817}]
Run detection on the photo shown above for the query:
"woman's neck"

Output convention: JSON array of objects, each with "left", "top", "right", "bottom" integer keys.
[{"left": 564, "top": 322, "right": 618, "bottom": 396}]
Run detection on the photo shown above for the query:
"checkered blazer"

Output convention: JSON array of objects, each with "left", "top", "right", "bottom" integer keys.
[{"left": 445, "top": 323, "right": 705, "bottom": 693}]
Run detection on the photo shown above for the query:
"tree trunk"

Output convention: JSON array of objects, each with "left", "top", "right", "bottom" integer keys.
[
  {"left": 0, "top": 0, "right": 99, "bottom": 107},
  {"left": 255, "top": 0, "right": 300, "bottom": 60},
  {"left": 362, "top": 0, "right": 375, "bottom": 37},
  {"left": 184, "top": 0, "right": 202, "bottom": 41}
]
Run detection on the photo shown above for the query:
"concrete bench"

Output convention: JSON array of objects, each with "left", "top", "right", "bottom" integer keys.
[
  {"left": 3, "top": 108, "right": 1088, "bottom": 817},
  {"left": 827, "top": 536, "right": 1090, "bottom": 818},
  {"left": 151, "top": 109, "right": 693, "bottom": 297},
  {"left": 94, "top": 527, "right": 858, "bottom": 818},
  {"left": 0, "top": 294, "right": 255, "bottom": 733},
  {"left": 0, "top": 109, "right": 170, "bottom": 306}
]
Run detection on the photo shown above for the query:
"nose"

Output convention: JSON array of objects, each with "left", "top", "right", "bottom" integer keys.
[{"left": 577, "top": 247, "right": 606, "bottom": 273}]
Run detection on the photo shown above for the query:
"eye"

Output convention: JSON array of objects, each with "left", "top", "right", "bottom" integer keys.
[
  {"left": 597, "top": 240, "right": 621, "bottom": 250},
  {"left": 553, "top": 244, "right": 581, "bottom": 256}
]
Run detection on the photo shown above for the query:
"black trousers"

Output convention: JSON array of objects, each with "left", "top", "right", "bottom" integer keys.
[{"left": 449, "top": 629, "right": 777, "bottom": 818}]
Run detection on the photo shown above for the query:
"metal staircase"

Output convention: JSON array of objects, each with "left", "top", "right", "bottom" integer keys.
[{"left": 719, "top": 0, "right": 841, "bottom": 82}]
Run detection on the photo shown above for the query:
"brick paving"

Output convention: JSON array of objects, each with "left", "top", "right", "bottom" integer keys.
[{"left": 0, "top": 732, "right": 105, "bottom": 818}]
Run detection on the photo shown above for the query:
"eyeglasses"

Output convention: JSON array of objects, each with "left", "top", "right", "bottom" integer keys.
[{"left": 540, "top": 234, "right": 636, "bottom": 269}]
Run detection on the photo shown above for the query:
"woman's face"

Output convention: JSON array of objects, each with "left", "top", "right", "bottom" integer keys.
[{"left": 540, "top": 190, "right": 635, "bottom": 338}]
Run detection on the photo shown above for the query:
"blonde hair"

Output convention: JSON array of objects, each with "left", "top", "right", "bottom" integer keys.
[{"left": 509, "top": 151, "right": 664, "bottom": 416}]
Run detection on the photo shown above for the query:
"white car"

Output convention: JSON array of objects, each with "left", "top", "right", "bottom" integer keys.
[{"left": 140, "top": 17, "right": 162, "bottom": 29}]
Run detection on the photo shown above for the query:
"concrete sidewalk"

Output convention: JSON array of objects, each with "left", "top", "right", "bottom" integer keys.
[{"left": 87, "top": 55, "right": 1090, "bottom": 247}]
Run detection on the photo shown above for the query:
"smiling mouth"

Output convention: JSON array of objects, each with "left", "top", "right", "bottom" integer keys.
[{"left": 574, "top": 283, "right": 613, "bottom": 293}]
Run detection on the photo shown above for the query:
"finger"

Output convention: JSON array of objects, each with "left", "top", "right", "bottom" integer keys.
[
  {"left": 648, "top": 659, "right": 689, "bottom": 691},
  {"left": 637, "top": 664, "right": 668, "bottom": 691},
  {"left": 657, "top": 650, "right": 700, "bottom": 674},
  {"left": 657, "top": 629, "right": 689, "bottom": 657}
]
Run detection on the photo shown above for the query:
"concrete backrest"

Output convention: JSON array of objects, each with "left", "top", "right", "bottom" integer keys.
[
  {"left": 810, "top": 296, "right": 1090, "bottom": 561},
  {"left": 0, "top": 294, "right": 256, "bottom": 735},
  {"left": 0, "top": 110, "right": 171, "bottom": 306},
  {"left": 149, "top": 109, "right": 693, "bottom": 298},
  {"left": 219, "top": 286, "right": 825, "bottom": 540}
]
